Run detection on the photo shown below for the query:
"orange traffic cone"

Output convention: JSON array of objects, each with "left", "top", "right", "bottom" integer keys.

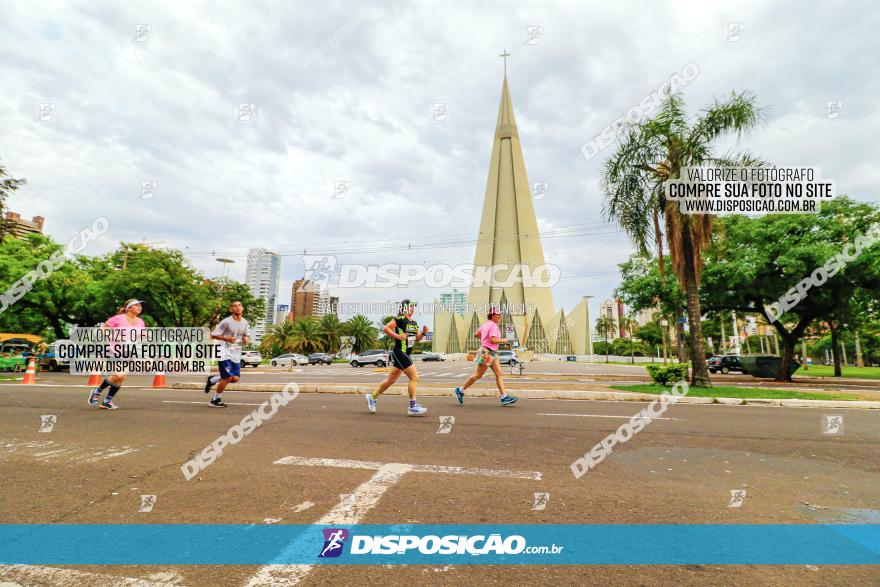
[
  {"left": 21, "top": 358, "right": 37, "bottom": 384},
  {"left": 152, "top": 371, "right": 167, "bottom": 388},
  {"left": 87, "top": 371, "right": 102, "bottom": 386}
]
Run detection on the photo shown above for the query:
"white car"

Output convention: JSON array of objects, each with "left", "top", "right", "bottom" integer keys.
[
  {"left": 270, "top": 353, "right": 308, "bottom": 367},
  {"left": 349, "top": 350, "right": 390, "bottom": 368}
]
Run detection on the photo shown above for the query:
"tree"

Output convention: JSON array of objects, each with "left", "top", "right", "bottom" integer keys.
[
  {"left": 260, "top": 320, "right": 299, "bottom": 357},
  {"left": 602, "top": 91, "right": 765, "bottom": 386},
  {"left": 318, "top": 313, "right": 344, "bottom": 353},
  {"left": 0, "top": 234, "right": 92, "bottom": 338},
  {"left": 203, "top": 278, "right": 265, "bottom": 329},
  {"left": 595, "top": 315, "right": 616, "bottom": 363},
  {"left": 700, "top": 198, "right": 880, "bottom": 379},
  {"left": 343, "top": 315, "right": 378, "bottom": 353},
  {"left": 377, "top": 315, "right": 396, "bottom": 350},
  {"left": 621, "top": 315, "right": 639, "bottom": 363},
  {"left": 0, "top": 160, "right": 26, "bottom": 242},
  {"left": 289, "top": 318, "right": 325, "bottom": 354}
]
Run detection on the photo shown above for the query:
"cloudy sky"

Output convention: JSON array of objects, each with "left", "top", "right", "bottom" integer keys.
[{"left": 2, "top": 0, "right": 878, "bottom": 326}]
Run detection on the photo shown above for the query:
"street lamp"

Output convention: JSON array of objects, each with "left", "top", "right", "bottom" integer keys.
[{"left": 216, "top": 258, "right": 235, "bottom": 278}]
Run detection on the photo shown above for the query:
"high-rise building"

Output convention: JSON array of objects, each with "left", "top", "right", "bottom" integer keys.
[
  {"left": 598, "top": 299, "right": 620, "bottom": 341},
  {"left": 245, "top": 248, "right": 280, "bottom": 342},
  {"left": 439, "top": 289, "right": 467, "bottom": 316},
  {"left": 290, "top": 279, "right": 337, "bottom": 321},
  {"left": 432, "top": 68, "right": 589, "bottom": 355},
  {"left": 4, "top": 212, "right": 44, "bottom": 238}
]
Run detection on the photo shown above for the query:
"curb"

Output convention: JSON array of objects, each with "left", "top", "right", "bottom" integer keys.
[{"left": 170, "top": 383, "right": 880, "bottom": 409}]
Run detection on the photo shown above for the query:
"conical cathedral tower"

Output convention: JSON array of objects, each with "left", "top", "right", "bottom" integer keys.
[
  {"left": 467, "top": 73, "right": 555, "bottom": 345},
  {"left": 432, "top": 66, "right": 589, "bottom": 356}
]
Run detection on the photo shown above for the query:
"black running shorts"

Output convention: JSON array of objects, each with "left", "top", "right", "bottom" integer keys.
[{"left": 390, "top": 348, "right": 413, "bottom": 370}]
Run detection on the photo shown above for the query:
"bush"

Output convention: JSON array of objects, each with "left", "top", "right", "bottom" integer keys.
[{"left": 646, "top": 364, "right": 689, "bottom": 386}]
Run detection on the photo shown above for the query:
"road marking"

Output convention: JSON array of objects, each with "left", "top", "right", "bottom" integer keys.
[
  {"left": 0, "top": 439, "right": 138, "bottom": 463},
  {"left": 162, "top": 400, "right": 265, "bottom": 407},
  {"left": 537, "top": 413, "right": 681, "bottom": 421},
  {"left": 247, "top": 456, "right": 542, "bottom": 585}
]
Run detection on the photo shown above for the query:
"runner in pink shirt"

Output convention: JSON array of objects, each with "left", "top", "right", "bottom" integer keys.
[
  {"left": 88, "top": 299, "right": 146, "bottom": 410},
  {"left": 452, "top": 308, "right": 518, "bottom": 406}
]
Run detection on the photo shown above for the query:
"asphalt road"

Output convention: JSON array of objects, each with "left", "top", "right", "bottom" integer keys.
[
  {"left": 1, "top": 382, "right": 878, "bottom": 586},
  {"left": 16, "top": 360, "right": 880, "bottom": 393}
]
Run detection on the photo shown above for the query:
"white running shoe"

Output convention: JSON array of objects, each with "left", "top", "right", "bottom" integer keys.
[
  {"left": 365, "top": 393, "right": 377, "bottom": 413},
  {"left": 407, "top": 403, "right": 428, "bottom": 416}
]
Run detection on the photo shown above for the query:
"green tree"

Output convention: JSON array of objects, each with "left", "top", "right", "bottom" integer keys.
[
  {"left": 0, "top": 160, "right": 26, "bottom": 241},
  {"left": 203, "top": 278, "right": 265, "bottom": 328},
  {"left": 318, "top": 313, "right": 344, "bottom": 353},
  {"left": 603, "top": 91, "right": 765, "bottom": 386},
  {"left": 343, "top": 315, "right": 378, "bottom": 353},
  {"left": 0, "top": 234, "right": 92, "bottom": 338},
  {"left": 260, "top": 320, "right": 298, "bottom": 357},
  {"left": 700, "top": 198, "right": 880, "bottom": 379},
  {"left": 595, "top": 315, "right": 616, "bottom": 363},
  {"left": 289, "top": 318, "right": 325, "bottom": 354}
]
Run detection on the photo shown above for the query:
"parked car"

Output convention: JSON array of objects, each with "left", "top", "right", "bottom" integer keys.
[
  {"left": 270, "top": 353, "right": 308, "bottom": 367},
  {"left": 421, "top": 352, "right": 446, "bottom": 362},
  {"left": 349, "top": 349, "right": 389, "bottom": 368},
  {"left": 707, "top": 355, "right": 745, "bottom": 374},
  {"left": 241, "top": 350, "right": 262, "bottom": 367},
  {"left": 496, "top": 350, "right": 518, "bottom": 365},
  {"left": 308, "top": 352, "right": 333, "bottom": 365}
]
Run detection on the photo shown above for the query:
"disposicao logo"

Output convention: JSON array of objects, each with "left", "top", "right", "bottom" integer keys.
[{"left": 319, "top": 528, "right": 349, "bottom": 558}]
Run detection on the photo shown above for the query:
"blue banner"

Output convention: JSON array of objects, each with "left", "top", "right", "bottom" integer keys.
[{"left": 1, "top": 524, "right": 877, "bottom": 565}]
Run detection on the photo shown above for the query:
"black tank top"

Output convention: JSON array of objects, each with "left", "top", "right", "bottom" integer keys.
[{"left": 393, "top": 315, "right": 418, "bottom": 354}]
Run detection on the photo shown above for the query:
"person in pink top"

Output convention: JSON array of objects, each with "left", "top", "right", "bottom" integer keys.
[
  {"left": 452, "top": 308, "right": 518, "bottom": 406},
  {"left": 88, "top": 299, "right": 146, "bottom": 410}
]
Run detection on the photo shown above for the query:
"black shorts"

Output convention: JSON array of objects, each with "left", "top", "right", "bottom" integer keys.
[{"left": 390, "top": 348, "right": 413, "bottom": 370}]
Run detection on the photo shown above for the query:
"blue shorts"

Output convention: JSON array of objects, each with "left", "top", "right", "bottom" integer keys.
[{"left": 218, "top": 360, "right": 241, "bottom": 380}]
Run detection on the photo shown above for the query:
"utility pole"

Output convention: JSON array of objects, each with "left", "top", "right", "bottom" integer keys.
[{"left": 720, "top": 318, "right": 726, "bottom": 354}]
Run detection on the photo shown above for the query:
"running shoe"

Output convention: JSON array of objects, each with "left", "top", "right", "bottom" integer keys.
[
  {"left": 204, "top": 375, "right": 214, "bottom": 393},
  {"left": 209, "top": 397, "right": 228, "bottom": 408},
  {"left": 88, "top": 389, "right": 101, "bottom": 407},
  {"left": 453, "top": 386, "right": 464, "bottom": 405},
  {"left": 407, "top": 403, "right": 428, "bottom": 416},
  {"left": 100, "top": 399, "right": 118, "bottom": 410},
  {"left": 365, "top": 393, "right": 377, "bottom": 414},
  {"left": 500, "top": 395, "right": 518, "bottom": 406}
]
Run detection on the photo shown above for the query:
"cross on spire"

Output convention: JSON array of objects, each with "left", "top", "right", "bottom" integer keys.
[{"left": 500, "top": 49, "right": 510, "bottom": 77}]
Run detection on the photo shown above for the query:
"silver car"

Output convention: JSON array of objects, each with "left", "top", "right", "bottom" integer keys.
[
  {"left": 270, "top": 353, "right": 308, "bottom": 367},
  {"left": 349, "top": 350, "right": 390, "bottom": 368},
  {"left": 241, "top": 350, "right": 262, "bottom": 367}
]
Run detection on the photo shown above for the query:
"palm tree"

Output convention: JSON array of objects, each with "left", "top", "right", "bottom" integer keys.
[
  {"left": 377, "top": 315, "right": 396, "bottom": 350},
  {"left": 318, "top": 314, "right": 343, "bottom": 353},
  {"left": 343, "top": 314, "right": 378, "bottom": 354},
  {"left": 595, "top": 315, "right": 616, "bottom": 363},
  {"left": 288, "top": 318, "right": 325, "bottom": 354},
  {"left": 259, "top": 320, "right": 299, "bottom": 356},
  {"left": 602, "top": 91, "right": 765, "bottom": 387},
  {"left": 621, "top": 314, "right": 639, "bottom": 364}
]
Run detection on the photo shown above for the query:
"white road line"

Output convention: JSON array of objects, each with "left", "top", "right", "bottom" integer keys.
[
  {"left": 245, "top": 463, "right": 412, "bottom": 587},
  {"left": 247, "top": 456, "right": 542, "bottom": 585},
  {"left": 162, "top": 400, "right": 265, "bottom": 406},
  {"left": 0, "top": 565, "right": 182, "bottom": 586},
  {"left": 537, "top": 413, "right": 681, "bottom": 421}
]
